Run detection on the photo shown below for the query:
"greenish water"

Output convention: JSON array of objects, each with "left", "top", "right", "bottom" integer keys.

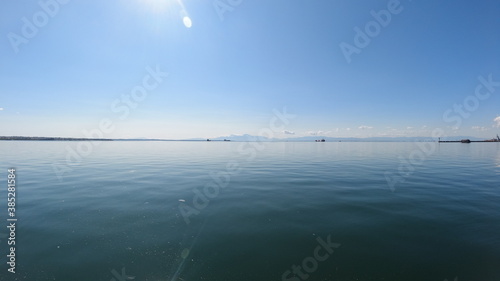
[{"left": 0, "top": 141, "right": 499, "bottom": 281}]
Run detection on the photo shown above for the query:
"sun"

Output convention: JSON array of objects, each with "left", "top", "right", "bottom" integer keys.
[
  {"left": 139, "top": 0, "right": 173, "bottom": 13},
  {"left": 139, "top": 0, "right": 192, "bottom": 28}
]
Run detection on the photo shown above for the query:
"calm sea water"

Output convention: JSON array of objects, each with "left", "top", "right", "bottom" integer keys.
[{"left": 0, "top": 141, "right": 499, "bottom": 281}]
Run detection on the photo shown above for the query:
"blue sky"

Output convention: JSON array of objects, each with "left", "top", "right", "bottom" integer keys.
[{"left": 1, "top": 0, "right": 499, "bottom": 139}]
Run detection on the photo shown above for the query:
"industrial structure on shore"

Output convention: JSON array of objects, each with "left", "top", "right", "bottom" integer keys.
[{"left": 439, "top": 135, "right": 500, "bottom": 143}]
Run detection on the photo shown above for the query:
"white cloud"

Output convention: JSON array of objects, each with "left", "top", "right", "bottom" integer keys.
[
  {"left": 283, "top": 130, "right": 295, "bottom": 135},
  {"left": 308, "top": 131, "right": 317, "bottom": 136},
  {"left": 346, "top": 128, "right": 351, "bottom": 131},
  {"left": 494, "top": 116, "right": 500, "bottom": 128},
  {"left": 472, "top": 126, "right": 488, "bottom": 132},
  {"left": 308, "top": 130, "right": 326, "bottom": 136},
  {"left": 358, "top": 125, "right": 373, "bottom": 130},
  {"left": 0, "top": 108, "right": 3, "bottom": 111}
]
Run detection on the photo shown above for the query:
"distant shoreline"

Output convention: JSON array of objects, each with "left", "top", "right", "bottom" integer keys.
[
  {"left": 0, "top": 136, "right": 217, "bottom": 142},
  {"left": 1, "top": 136, "right": 499, "bottom": 142},
  {"left": 0, "top": 136, "right": 113, "bottom": 141}
]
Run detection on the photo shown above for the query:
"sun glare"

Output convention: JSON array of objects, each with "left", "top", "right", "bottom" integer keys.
[
  {"left": 140, "top": 0, "right": 172, "bottom": 13},
  {"left": 140, "top": 0, "right": 192, "bottom": 28}
]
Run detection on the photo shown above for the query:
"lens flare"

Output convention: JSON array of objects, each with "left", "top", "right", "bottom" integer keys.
[{"left": 182, "top": 16, "right": 192, "bottom": 28}]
